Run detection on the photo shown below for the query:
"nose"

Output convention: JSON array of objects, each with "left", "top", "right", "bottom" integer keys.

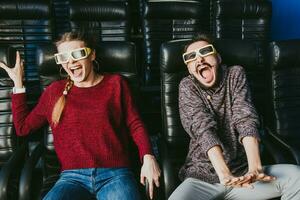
[
  {"left": 196, "top": 55, "right": 205, "bottom": 63},
  {"left": 68, "top": 57, "right": 75, "bottom": 64}
]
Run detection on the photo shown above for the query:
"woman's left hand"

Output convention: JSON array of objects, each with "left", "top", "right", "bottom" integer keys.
[{"left": 140, "top": 154, "right": 161, "bottom": 199}]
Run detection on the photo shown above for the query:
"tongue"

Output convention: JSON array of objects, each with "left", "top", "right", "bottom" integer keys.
[
  {"left": 73, "top": 68, "right": 82, "bottom": 77},
  {"left": 200, "top": 68, "right": 213, "bottom": 82}
]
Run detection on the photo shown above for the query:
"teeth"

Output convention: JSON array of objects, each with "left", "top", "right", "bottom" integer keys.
[
  {"left": 199, "top": 64, "right": 209, "bottom": 69},
  {"left": 70, "top": 66, "right": 81, "bottom": 70}
]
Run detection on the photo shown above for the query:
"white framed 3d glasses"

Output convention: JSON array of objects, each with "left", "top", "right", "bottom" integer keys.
[
  {"left": 182, "top": 44, "right": 216, "bottom": 64},
  {"left": 54, "top": 47, "right": 92, "bottom": 64}
]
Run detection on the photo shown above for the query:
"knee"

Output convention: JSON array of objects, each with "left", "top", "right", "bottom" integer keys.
[
  {"left": 168, "top": 187, "right": 186, "bottom": 200},
  {"left": 276, "top": 164, "right": 300, "bottom": 188},
  {"left": 168, "top": 178, "right": 196, "bottom": 200},
  {"left": 168, "top": 196, "right": 175, "bottom": 200},
  {"left": 290, "top": 165, "right": 300, "bottom": 183},
  {"left": 283, "top": 164, "right": 300, "bottom": 180},
  {"left": 168, "top": 192, "right": 182, "bottom": 200}
]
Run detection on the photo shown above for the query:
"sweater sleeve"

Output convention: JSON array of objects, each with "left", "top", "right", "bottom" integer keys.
[
  {"left": 230, "top": 66, "right": 261, "bottom": 143},
  {"left": 11, "top": 87, "right": 50, "bottom": 136},
  {"left": 120, "top": 78, "right": 153, "bottom": 161},
  {"left": 179, "top": 78, "right": 223, "bottom": 156}
]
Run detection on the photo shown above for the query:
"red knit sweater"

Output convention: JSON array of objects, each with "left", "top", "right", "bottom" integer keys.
[{"left": 12, "top": 74, "right": 152, "bottom": 170}]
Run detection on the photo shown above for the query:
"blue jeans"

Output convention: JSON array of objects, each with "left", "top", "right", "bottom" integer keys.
[{"left": 43, "top": 167, "right": 141, "bottom": 200}]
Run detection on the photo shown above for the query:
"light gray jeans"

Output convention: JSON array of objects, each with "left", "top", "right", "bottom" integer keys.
[{"left": 169, "top": 164, "right": 300, "bottom": 200}]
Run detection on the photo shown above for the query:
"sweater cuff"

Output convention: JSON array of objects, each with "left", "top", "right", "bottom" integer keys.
[
  {"left": 236, "top": 122, "right": 261, "bottom": 144},
  {"left": 139, "top": 148, "right": 154, "bottom": 163},
  {"left": 11, "top": 93, "right": 26, "bottom": 107},
  {"left": 197, "top": 130, "right": 223, "bottom": 157}
]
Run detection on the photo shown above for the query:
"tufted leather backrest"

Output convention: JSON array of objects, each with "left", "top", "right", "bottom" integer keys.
[
  {"left": 37, "top": 41, "right": 138, "bottom": 177},
  {"left": 160, "top": 39, "right": 190, "bottom": 146},
  {"left": 160, "top": 39, "right": 268, "bottom": 145},
  {"left": 215, "top": 39, "right": 268, "bottom": 119},
  {"left": 141, "top": 0, "right": 210, "bottom": 85},
  {"left": 0, "top": 46, "right": 17, "bottom": 167},
  {"left": 0, "top": 0, "right": 53, "bottom": 81},
  {"left": 269, "top": 40, "right": 300, "bottom": 139},
  {"left": 211, "top": 0, "right": 271, "bottom": 41},
  {"left": 69, "top": 0, "right": 131, "bottom": 42}
]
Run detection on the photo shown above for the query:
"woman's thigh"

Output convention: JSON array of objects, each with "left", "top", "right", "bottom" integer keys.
[
  {"left": 43, "top": 179, "right": 94, "bottom": 200},
  {"left": 96, "top": 168, "right": 140, "bottom": 200}
]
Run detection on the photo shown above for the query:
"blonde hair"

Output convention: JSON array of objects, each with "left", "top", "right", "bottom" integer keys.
[
  {"left": 51, "top": 31, "right": 95, "bottom": 125},
  {"left": 51, "top": 76, "right": 74, "bottom": 125}
]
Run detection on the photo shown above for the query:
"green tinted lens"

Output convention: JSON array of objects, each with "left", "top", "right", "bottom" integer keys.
[
  {"left": 71, "top": 49, "right": 86, "bottom": 60},
  {"left": 199, "top": 46, "right": 214, "bottom": 56},
  {"left": 184, "top": 52, "right": 196, "bottom": 62}
]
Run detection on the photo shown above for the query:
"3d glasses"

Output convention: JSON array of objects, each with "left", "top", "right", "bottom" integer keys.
[
  {"left": 182, "top": 44, "right": 216, "bottom": 64},
  {"left": 54, "top": 47, "right": 92, "bottom": 64}
]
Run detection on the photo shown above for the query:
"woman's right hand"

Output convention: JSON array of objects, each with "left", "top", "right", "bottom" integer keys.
[
  {"left": 0, "top": 51, "right": 24, "bottom": 88},
  {"left": 140, "top": 154, "right": 161, "bottom": 199}
]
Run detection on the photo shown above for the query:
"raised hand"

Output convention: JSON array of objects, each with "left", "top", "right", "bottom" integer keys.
[{"left": 0, "top": 51, "right": 24, "bottom": 88}]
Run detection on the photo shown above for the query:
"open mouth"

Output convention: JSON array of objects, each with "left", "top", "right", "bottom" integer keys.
[
  {"left": 194, "top": 63, "right": 216, "bottom": 87},
  {"left": 196, "top": 64, "right": 213, "bottom": 80},
  {"left": 69, "top": 65, "right": 83, "bottom": 77}
]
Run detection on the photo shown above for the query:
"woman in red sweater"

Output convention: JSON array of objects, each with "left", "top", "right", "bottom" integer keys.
[{"left": 0, "top": 31, "right": 160, "bottom": 200}]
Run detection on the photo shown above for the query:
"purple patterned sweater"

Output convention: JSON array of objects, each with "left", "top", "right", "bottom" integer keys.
[{"left": 178, "top": 65, "right": 260, "bottom": 184}]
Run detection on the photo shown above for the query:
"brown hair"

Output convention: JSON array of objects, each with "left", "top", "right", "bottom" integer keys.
[
  {"left": 51, "top": 31, "right": 96, "bottom": 125},
  {"left": 183, "top": 32, "right": 214, "bottom": 54}
]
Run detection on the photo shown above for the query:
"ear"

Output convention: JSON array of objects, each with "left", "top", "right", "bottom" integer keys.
[
  {"left": 91, "top": 49, "right": 96, "bottom": 61},
  {"left": 217, "top": 53, "right": 222, "bottom": 64}
]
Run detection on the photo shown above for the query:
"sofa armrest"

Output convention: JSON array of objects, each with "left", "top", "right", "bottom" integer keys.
[
  {"left": 159, "top": 139, "right": 177, "bottom": 199},
  {"left": 0, "top": 142, "right": 27, "bottom": 200},
  {"left": 265, "top": 127, "right": 300, "bottom": 164},
  {"left": 19, "top": 143, "right": 44, "bottom": 200}
]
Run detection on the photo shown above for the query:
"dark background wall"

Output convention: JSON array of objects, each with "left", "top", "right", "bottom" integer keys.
[{"left": 271, "top": 0, "right": 300, "bottom": 40}]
